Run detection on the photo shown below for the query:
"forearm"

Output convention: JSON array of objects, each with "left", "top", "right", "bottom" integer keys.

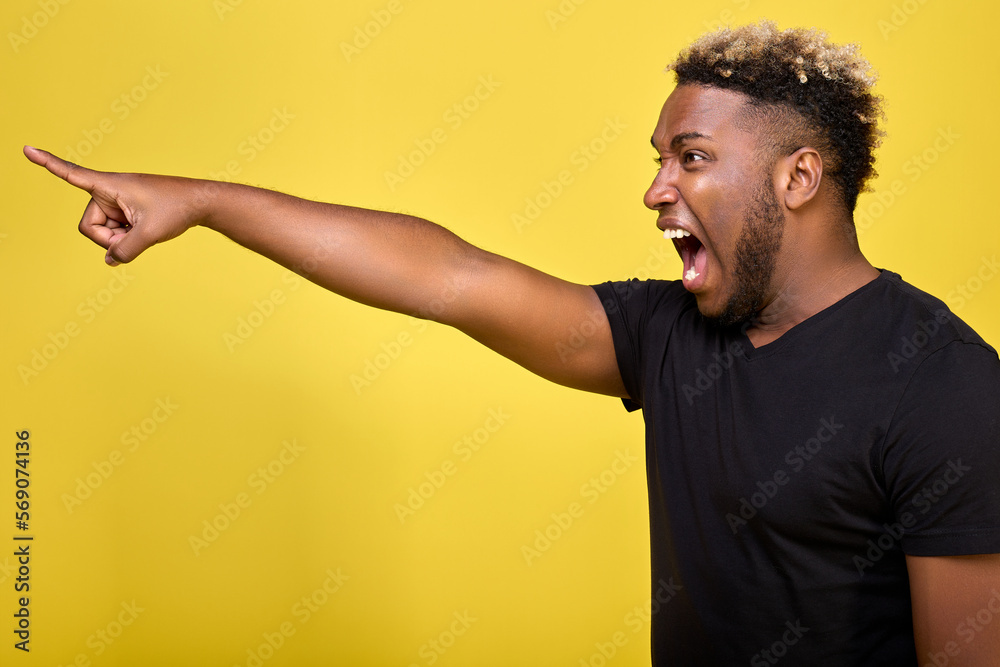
[{"left": 198, "top": 180, "right": 475, "bottom": 319}]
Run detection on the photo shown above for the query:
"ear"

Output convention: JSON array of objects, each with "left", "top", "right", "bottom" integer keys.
[{"left": 778, "top": 147, "right": 823, "bottom": 210}]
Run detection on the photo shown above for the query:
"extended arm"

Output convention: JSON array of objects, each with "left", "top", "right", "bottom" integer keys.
[{"left": 23, "top": 146, "right": 625, "bottom": 397}]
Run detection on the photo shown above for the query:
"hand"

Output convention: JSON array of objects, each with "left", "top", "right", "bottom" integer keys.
[{"left": 23, "top": 146, "right": 203, "bottom": 266}]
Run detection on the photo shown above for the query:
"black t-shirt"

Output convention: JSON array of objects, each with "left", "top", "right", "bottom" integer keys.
[{"left": 592, "top": 270, "right": 1000, "bottom": 666}]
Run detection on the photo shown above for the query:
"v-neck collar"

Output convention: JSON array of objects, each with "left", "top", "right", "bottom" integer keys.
[{"left": 731, "top": 270, "right": 890, "bottom": 361}]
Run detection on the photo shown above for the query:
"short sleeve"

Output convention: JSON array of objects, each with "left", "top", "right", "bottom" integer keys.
[
  {"left": 591, "top": 279, "right": 688, "bottom": 412},
  {"left": 880, "top": 340, "right": 1000, "bottom": 555}
]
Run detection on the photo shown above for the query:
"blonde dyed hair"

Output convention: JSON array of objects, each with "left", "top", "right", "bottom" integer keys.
[{"left": 668, "top": 21, "right": 885, "bottom": 212}]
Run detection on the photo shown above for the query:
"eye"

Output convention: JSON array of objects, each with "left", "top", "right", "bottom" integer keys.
[
  {"left": 683, "top": 151, "right": 706, "bottom": 163},
  {"left": 652, "top": 156, "right": 664, "bottom": 168}
]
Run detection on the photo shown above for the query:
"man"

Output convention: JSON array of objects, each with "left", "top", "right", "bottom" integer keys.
[{"left": 25, "top": 20, "right": 1000, "bottom": 666}]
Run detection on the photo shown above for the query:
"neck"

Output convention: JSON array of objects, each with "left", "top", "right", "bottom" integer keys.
[{"left": 744, "top": 237, "right": 879, "bottom": 348}]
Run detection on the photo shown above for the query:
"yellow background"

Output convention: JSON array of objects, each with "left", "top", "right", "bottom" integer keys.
[{"left": 2, "top": 0, "right": 997, "bottom": 665}]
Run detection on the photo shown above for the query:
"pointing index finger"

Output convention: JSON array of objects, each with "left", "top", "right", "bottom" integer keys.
[{"left": 23, "top": 145, "right": 100, "bottom": 193}]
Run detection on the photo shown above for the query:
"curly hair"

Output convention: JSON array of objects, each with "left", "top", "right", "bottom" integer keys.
[{"left": 667, "top": 21, "right": 884, "bottom": 213}]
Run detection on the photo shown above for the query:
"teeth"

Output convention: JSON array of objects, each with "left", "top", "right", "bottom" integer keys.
[
  {"left": 663, "top": 229, "right": 691, "bottom": 239},
  {"left": 684, "top": 268, "right": 699, "bottom": 281}
]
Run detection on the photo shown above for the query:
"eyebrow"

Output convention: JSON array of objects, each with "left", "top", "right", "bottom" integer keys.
[{"left": 650, "top": 131, "right": 715, "bottom": 151}]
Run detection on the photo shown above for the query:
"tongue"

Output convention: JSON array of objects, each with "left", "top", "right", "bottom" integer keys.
[{"left": 680, "top": 241, "right": 707, "bottom": 289}]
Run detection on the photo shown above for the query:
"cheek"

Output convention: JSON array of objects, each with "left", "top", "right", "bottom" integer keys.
[{"left": 683, "top": 181, "right": 743, "bottom": 262}]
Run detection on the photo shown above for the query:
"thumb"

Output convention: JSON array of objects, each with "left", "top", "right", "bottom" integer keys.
[{"left": 104, "top": 224, "right": 154, "bottom": 266}]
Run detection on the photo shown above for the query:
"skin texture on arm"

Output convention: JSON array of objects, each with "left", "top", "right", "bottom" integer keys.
[
  {"left": 23, "top": 146, "right": 626, "bottom": 398},
  {"left": 907, "top": 553, "right": 1000, "bottom": 664}
]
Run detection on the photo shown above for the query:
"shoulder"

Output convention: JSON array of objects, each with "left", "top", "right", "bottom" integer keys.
[
  {"left": 874, "top": 271, "right": 998, "bottom": 373},
  {"left": 876, "top": 277, "right": 1000, "bottom": 556},
  {"left": 592, "top": 278, "right": 697, "bottom": 338},
  {"left": 591, "top": 279, "right": 706, "bottom": 409},
  {"left": 592, "top": 278, "right": 689, "bottom": 314}
]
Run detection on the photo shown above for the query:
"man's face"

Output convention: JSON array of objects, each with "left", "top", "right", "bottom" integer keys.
[{"left": 646, "top": 84, "right": 786, "bottom": 326}]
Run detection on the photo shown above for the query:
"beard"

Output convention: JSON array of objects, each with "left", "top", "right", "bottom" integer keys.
[{"left": 711, "top": 177, "right": 786, "bottom": 328}]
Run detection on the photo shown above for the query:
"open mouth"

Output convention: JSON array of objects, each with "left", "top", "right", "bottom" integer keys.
[{"left": 663, "top": 228, "right": 708, "bottom": 289}]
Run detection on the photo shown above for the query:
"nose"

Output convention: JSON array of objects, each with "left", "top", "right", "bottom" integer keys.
[{"left": 643, "top": 160, "right": 680, "bottom": 211}]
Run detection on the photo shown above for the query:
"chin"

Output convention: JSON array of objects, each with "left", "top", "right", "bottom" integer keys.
[
  {"left": 697, "top": 297, "right": 757, "bottom": 329},
  {"left": 694, "top": 297, "right": 726, "bottom": 322}
]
